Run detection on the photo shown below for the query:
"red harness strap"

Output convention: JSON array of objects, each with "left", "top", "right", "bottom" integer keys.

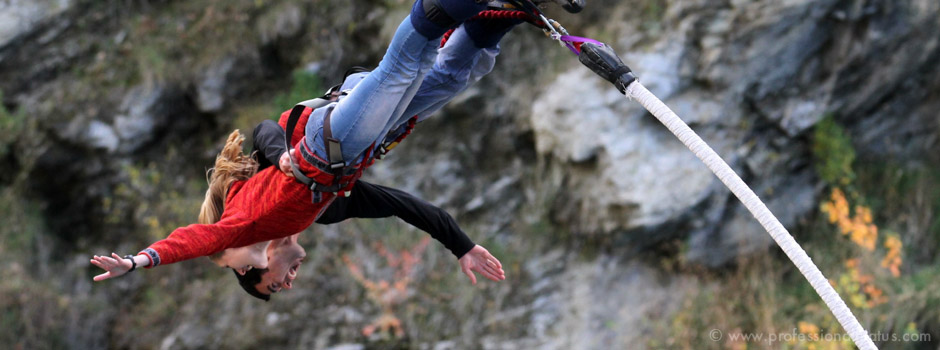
[
  {"left": 282, "top": 99, "right": 366, "bottom": 202},
  {"left": 440, "top": 9, "right": 543, "bottom": 48},
  {"left": 281, "top": 97, "right": 400, "bottom": 202},
  {"left": 374, "top": 116, "right": 418, "bottom": 160}
]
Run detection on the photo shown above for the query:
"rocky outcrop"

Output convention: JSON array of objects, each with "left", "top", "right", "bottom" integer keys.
[
  {"left": 0, "top": 0, "right": 76, "bottom": 49},
  {"left": 1, "top": 0, "right": 939, "bottom": 348},
  {"left": 525, "top": 0, "right": 940, "bottom": 265}
]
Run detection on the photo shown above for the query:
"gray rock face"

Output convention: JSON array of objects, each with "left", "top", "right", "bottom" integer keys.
[
  {"left": 0, "top": 0, "right": 74, "bottom": 48},
  {"left": 257, "top": 3, "right": 307, "bottom": 46},
  {"left": 514, "top": 250, "right": 694, "bottom": 349},
  {"left": 195, "top": 53, "right": 264, "bottom": 113},
  {"left": 84, "top": 120, "right": 118, "bottom": 153},
  {"left": 114, "top": 85, "right": 188, "bottom": 153},
  {"left": 525, "top": 0, "right": 940, "bottom": 265},
  {"left": 532, "top": 70, "right": 723, "bottom": 233},
  {"left": 2, "top": 0, "right": 939, "bottom": 348}
]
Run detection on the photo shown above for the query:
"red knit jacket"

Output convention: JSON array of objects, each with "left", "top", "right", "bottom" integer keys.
[{"left": 139, "top": 106, "right": 338, "bottom": 267}]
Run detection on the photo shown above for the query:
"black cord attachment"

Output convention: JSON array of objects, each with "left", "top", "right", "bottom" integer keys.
[
  {"left": 124, "top": 255, "right": 137, "bottom": 272},
  {"left": 577, "top": 42, "right": 638, "bottom": 94}
]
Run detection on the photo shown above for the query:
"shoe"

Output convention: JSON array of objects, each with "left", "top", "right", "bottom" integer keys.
[{"left": 487, "top": 0, "right": 584, "bottom": 13}]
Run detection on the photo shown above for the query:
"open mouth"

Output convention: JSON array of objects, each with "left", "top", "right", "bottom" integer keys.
[{"left": 288, "top": 263, "right": 299, "bottom": 279}]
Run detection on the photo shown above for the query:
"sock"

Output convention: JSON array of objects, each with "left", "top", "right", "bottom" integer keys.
[
  {"left": 462, "top": 17, "right": 524, "bottom": 48},
  {"left": 410, "top": 0, "right": 487, "bottom": 39}
]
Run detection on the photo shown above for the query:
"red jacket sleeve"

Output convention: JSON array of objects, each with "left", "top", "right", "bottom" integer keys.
[{"left": 139, "top": 212, "right": 254, "bottom": 267}]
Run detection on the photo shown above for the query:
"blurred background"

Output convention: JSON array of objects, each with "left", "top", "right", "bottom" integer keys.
[{"left": 1, "top": 0, "right": 938, "bottom": 349}]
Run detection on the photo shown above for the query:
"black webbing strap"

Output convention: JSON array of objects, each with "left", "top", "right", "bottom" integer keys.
[
  {"left": 284, "top": 97, "right": 333, "bottom": 202},
  {"left": 321, "top": 109, "right": 346, "bottom": 190},
  {"left": 322, "top": 110, "right": 346, "bottom": 171},
  {"left": 505, "top": 0, "right": 541, "bottom": 18},
  {"left": 422, "top": 0, "right": 459, "bottom": 29}
]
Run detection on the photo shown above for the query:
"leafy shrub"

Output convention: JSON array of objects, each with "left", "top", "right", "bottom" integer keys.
[{"left": 812, "top": 115, "right": 856, "bottom": 186}]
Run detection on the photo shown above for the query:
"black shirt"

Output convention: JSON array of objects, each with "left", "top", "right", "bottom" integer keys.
[{"left": 251, "top": 120, "right": 475, "bottom": 258}]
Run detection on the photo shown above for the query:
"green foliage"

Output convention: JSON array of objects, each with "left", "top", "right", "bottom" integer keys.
[
  {"left": 812, "top": 115, "right": 857, "bottom": 186},
  {"left": 82, "top": 0, "right": 305, "bottom": 90},
  {"left": 111, "top": 156, "right": 203, "bottom": 243},
  {"left": 0, "top": 92, "right": 26, "bottom": 159},
  {"left": 272, "top": 70, "right": 324, "bottom": 115},
  {"left": 634, "top": 0, "right": 667, "bottom": 34},
  {"left": 0, "top": 190, "right": 44, "bottom": 253},
  {"left": 641, "top": 0, "right": 666, "bottom": 20},
  {"left": 231, "top": 69, "right": 322, "bottom": 132}
]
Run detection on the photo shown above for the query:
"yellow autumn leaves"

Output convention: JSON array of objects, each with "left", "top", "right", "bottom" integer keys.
[
  {"left": 838, "top": 259, "right": 888, "bottom": 309},
  {"left": 820, "top": 188, "right": 878, "bottom": 251},
  {"left": 881, "top": 235, "right": 902, "bottom": 277},
  {"left": 820, "top": 188, "right": 902, "bottom": 277}
]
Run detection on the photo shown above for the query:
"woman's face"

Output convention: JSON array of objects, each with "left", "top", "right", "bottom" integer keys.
[{"left": 215, "top": 241, "right": 271, "bottom": 275}]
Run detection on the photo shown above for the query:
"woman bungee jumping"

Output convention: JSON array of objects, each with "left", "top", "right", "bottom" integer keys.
[{"left": 89, "top": 0, "right": 579, "bottom": 286}]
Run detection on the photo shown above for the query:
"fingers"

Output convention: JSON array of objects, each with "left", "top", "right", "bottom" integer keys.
[
  {"left": 475, "top": 266, "right": 497, "bottom": 282},
  {"left": 90, "top": 254, "right": 128, "bottom": 281},
  {"left": 487, "top": 256, "right": 503, "bottom": 269},
  {"left": 461, "top": 265, "right": 477, "bottom": 285},
  {"left": 90, "top": 258, "right": 106, "bottom": 269},
  {"left": 279, "top": 150, "right": 296, "bottom": 178},
  {"left": 280, "top": 163, "right": 295, "bottom": 178},
  {"left": 485, "top": 258, "right": 501, "bottom": 271},
  {"left": 474, "top": 245, "right": 502, "bottom": 269},
  {"left": 93, "top": 272, "right": 112, "bottom": 281},
  {"left": 468, "top": 255, "right": 504, "bottom": 282},
  {"left": 92, "top": 255, "right": 115, "bottom": 267},
  {"left": 478, "top": 254, "right": 505, "bottom": 281},
  {"left": 476, "top": 262, "right": 505, "bottom": 282}
]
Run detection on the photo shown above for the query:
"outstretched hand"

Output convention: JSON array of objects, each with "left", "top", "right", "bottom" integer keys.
[
  {"left": 458, "top": 245, "right": 505, "bottom": 285},
  {"left": 90, "top": 253, "right": 132, "bottom": 281}
]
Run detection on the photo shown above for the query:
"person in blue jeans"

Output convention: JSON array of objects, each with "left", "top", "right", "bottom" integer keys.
[
  {"left": 238, "top": 0, "right": 531, "bottom": 300},
  {"left": 89, "top": 0, "right": 548, "bottom": 289},
  {"left": 303, "top": 0, "right": 525, "bottom": 166}
]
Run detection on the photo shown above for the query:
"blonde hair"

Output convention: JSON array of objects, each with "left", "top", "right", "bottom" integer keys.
[{"left": 200, "top": 130, "right": 259, "bottom": 261}]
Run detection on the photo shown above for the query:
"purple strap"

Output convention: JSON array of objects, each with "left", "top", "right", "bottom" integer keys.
[{"left": 559, "top": 35, "right": 604, "bottom": 55}]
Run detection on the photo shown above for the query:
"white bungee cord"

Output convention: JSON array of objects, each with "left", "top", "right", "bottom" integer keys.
[
  {"left": 624, "top": 81, "right": 877, "bottom": 350},
  {"left": 518, "top": 3, "right": 877, "bottom": 348}
]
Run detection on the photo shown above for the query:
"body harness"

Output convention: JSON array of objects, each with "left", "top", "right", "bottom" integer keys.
[
  {"left": 280, "top": 2, "right": 573, "bottom": 204},
  {"left": 283, "top": 77, "right": 418, "bottom": 203}
]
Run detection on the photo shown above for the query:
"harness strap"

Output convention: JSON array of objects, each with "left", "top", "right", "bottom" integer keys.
[
  {"left": 284, "top": 97, "right": 335, "bottom": 202},
  {"left": 322, "top": 109, "right": 346, "bottom": 170},
  {"left": 422, "top": 0, "right": 459, "bottom": 29},
  {"left": 281, "top": 74, "right": 416, "bottom": 202},
  {"left": 322, "top": 108, "right": 347, "bottom": 191},
  {"left": 298, "top": 143, "right": 358, "bottom": 177},
  {"left": 376, "top": 116, "right": 418, "bottom": 159}
]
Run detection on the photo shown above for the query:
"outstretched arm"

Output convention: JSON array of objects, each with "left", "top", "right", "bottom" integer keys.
[
  {"left": 319, "top": 180, "right": 473, "bottom": 256},
  {"left": 319, "top": 180, "right": 504, "bottom": 283},
  {"left": 90, "top": 212, "right": 253, "bottom": 281}
]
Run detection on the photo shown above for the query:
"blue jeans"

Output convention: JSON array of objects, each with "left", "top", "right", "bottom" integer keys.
[{"left": 305, "top": 17, "right": 500, "bottom": 164}]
